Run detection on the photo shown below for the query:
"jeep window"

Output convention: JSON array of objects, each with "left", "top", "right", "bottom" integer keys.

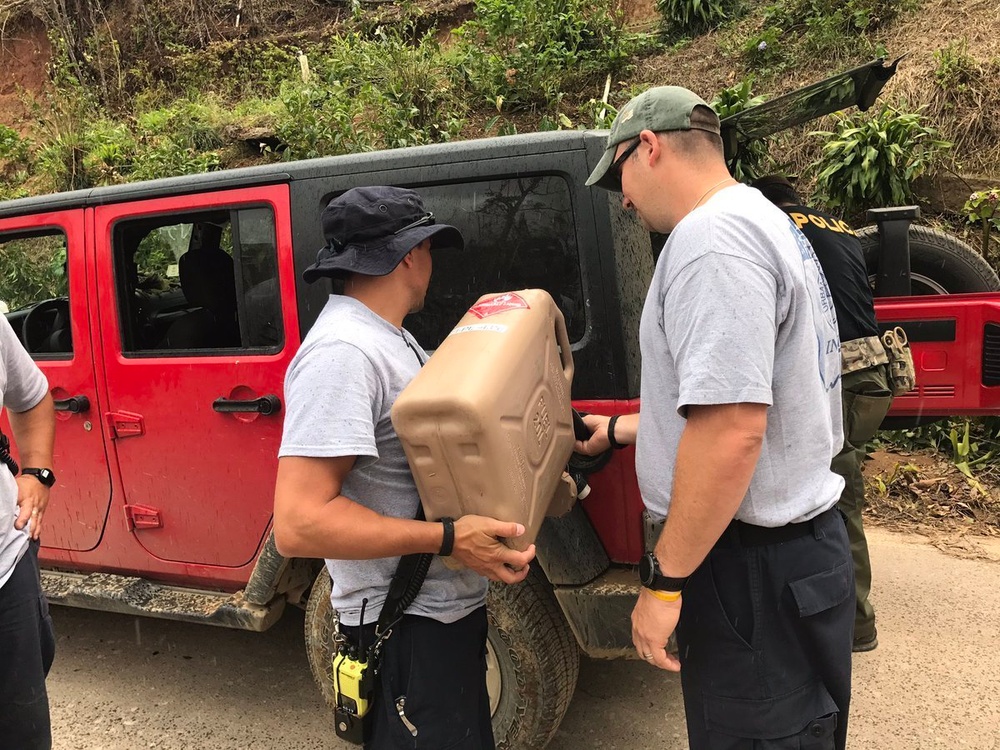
[
  {"left": 0, "top": 229, "right": 71, "bottom": 357},
  {"left": 113, "top": 207, "right": 282, "bottom": 354},
  {"left": 403, "top": 175, "right": 586, "bottom": 349}
]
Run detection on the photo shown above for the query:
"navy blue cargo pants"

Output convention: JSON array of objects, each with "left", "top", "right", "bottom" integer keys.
[
  {"left": 676, "top": 507, "right": 854, "bottom": 750},
  {"left": 342, "top": 605, "right": 494, "bottom": 750}
]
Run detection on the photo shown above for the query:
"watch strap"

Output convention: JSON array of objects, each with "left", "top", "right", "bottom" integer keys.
[
  {"left": 649, "top": 572, "right": 688, "bottom": 592},
  {"left": 641, "top": 552, "right": 687, "bottom": 592},
  {"left": 21, "top": 467, "right": 55, "bottom": 487}
]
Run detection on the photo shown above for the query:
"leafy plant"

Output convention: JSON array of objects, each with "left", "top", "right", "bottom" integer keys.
[
  {"left": 742, "top": 27, "right": 783, "bottom": 67},
  {"left": 933, "top": 38, "right": 981, "bottom": 94},
  {"left": 0, "top": 126, "right": 29, "bottom": 164},
  {"left": 455, "top": 0, "right": 644, "bottom": 109},
  {"left": 657, "top": 0, "right": 731, "bottom": 35},
  {"left": 963, "top": 188, "right": 1000, "bottom": 258},
  {"left": 810, "top": 103, "right": 951, "bottom": 215},
  {"left": 272, "top": 28, "right": 466, "bottom": 160},
  {"left": 711, "top": 78, "right": 769, "bottom": 181}
]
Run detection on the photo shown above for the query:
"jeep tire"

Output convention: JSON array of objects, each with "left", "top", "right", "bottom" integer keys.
[
  {"left": 304, "top": 567, "right": 581, "bottom": 750},
  {"left": 859, "top": 225, "right": 1000, "bottom": 295}
]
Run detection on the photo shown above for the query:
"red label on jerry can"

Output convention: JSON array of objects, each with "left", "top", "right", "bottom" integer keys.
[{"left": 467, "top": 292, "right": 530, "bottom": 319}]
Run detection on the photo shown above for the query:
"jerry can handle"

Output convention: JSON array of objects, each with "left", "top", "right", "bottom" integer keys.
[{"left": 554, "top": 307, "right": 574, "bottom": 384}]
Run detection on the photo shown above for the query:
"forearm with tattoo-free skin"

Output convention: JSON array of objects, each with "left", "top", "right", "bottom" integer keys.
[
  {"left": 9, "top": 392, "right": 56, "bottom": 539},
  {"left": 631, "top": 402, "right": 766, "bottom": 673},
  {"left": 273, "top": 455, "right": 534, "bottom": 584},
  {"left": 654, "top": 402, "right": 767, "bottom": 578}
]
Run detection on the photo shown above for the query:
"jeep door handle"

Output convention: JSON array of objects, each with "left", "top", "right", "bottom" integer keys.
[
  {"left": 53, "top": 395, "right": 91, "bottom": 413},
  {"left": 212, "top": 394, "right": 281, "bottom": 416}
]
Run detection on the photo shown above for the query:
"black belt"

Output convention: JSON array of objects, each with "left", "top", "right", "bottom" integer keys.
[{"left": 727, "top": 507, "right": 837, "bottom": 547}]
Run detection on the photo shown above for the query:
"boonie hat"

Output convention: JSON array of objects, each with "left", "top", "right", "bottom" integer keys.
[
  {"left": 303, "top": 186, "right": 464, "bottom": 283},
  {"left": 586, "top": 86, "right": 721, "bottom": 192}
]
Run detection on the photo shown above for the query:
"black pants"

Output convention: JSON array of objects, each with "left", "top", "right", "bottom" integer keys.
[
  {"left": 342, "top": 606, "right": 494, "bottom": 750},
  {"left": 676, "top": 508, "right": 853, "bottom": 750},
  {"left": 0, "top": 540, "right": 56, "bottom": 750}
]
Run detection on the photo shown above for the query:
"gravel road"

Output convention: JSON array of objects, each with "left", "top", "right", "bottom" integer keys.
[{"left": 47, "top": 528, "right": 1000, "bottom": 749}]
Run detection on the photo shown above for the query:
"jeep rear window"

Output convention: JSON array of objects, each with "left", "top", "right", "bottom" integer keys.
[
  {"left": 0, "top": 229, "right": 71, "bottom": 358},
  {"left": 403, "top": 175, "right": 585, "bottom": 349},
  {"left": 113, "top": 207, "right": 282, "bottom": 354}
]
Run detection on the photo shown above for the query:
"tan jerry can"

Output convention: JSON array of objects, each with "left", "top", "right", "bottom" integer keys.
[{"left": 391, "top": 289, "right": 577, "bottom": 552}]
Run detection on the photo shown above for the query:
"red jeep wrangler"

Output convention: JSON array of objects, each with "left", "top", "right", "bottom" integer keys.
[{"left": 2, "top": 60, "right": 998, "bottom": 748}]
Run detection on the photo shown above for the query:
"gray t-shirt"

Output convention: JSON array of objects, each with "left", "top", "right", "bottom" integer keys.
[
  {"left": 279, "top": 295, "right": 487, "bottom": 626},
  {"left": 636, "top": 184, "right": 845, "bottom": 527},
  {"left": 0, "top": 315, "right": 50, "bottom": 589}
]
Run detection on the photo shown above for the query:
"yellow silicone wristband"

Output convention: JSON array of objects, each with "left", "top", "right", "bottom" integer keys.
[{"left": 645, "top": 587, "right": 682, "bottom": 603}]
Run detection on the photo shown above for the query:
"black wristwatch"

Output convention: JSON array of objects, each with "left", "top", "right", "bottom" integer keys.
[
  {"left": 21, "top": 467, "right": 56, "bottom": 488},
  {"left": 639, "top": 552, "right": 687, "bottom": 593}
]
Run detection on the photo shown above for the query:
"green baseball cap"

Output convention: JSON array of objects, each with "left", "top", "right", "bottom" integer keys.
[{"left": 586, "top": 86, "right": 720, "bottom": 191}]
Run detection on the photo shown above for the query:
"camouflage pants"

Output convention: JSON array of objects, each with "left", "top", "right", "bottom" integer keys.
[{"left": 831, "top": 364, "right": 893, "bottom": 641}]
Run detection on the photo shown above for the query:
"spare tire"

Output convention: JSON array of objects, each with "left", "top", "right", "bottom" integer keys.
[{"left": 858, "top": 224, "right": 1000, "bottom": 295}]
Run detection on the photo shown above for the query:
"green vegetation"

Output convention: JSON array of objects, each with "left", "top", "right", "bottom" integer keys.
[
  {"left": 0, "top": 0, "right": 990, "bottom": 233},
  {"left": 0, "top": 235, "right": 67, "bottom": 311},
  {"left": 876, "top": 416, "right": 1000, "bottom": 487},
  {"left": 810, "top": 103, "right": 951, "bottom": 217},
  {"left": 725, "top": 0, "right": 918, "bottom": 79},
  {"left": 933, "top": 38, "right": 981, "bottom": 94},
  {"left": 455, "top": 0, "right": 646, "bottom": 109},
  {"left": 964, "top": 188, "right": 1000, "bottom": 259},
  {"left": 710, "top": 78, "right": 769, "bottom": 181},
  {"left": 657, "top": 0, "right": 734, "bottom": 36},
  {"left": 1, "top": 0, "right": 657, "bottom": 195}
]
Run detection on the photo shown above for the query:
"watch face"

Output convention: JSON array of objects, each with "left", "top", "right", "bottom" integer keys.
[{"left": 638, "top": 553, "right": 655, "bottom": 586}]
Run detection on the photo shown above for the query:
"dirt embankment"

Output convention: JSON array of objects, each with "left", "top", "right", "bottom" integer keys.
[{"left": 0, "top": 16, "right": 50, "bottom": 129}]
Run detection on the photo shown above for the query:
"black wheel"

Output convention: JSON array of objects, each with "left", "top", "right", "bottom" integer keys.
[
  {"left": 858, "top": 225, "right": 1000, "bottom": 295},
  {"left": 304, "top": 567, "right": 581, "bottom": 749},
  {"left": 488, "top": 567, "right": 580, "bottom": 750}
]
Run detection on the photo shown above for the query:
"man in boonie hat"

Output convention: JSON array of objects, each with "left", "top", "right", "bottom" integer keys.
[
  {"left": 275, "top": 186, "right": 534, "bottom": 749},
  {"left": 575, "top": 88, "right": 854, "bottom": 749}
]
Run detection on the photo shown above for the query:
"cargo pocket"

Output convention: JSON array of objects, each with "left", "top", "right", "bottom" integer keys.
[
  {"left": 844, "top": 391, "right": 892, "bottom": 448},
  {"left": 842, "top": 369, "right": 892, "bottom": 448},
  {"left": 703, "top": 680, "right": 839, "bottom": 749},
  {"left": 787, "top": 561, "right": 852, "bottom": 618}
]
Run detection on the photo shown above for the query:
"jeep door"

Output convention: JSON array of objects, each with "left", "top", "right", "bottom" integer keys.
[
  {"left": 0, "top": 210, "right": 114, "bottom": 551},
  {"left": 93, "top": 185, "right": 298, "bottom": 567}
]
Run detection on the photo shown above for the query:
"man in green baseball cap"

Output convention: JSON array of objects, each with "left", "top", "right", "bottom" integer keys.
[
  {"left": 575, "top": 85, "right": 854, "bottom": 750},
  {"left": 585, "top": 85, "right": 720, "bottom": 192}
]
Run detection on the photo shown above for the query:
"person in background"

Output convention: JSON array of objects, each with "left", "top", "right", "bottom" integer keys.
[
  {"left": 576, "top": 87, "right": 853, "bottom": 749},
  {"left": 754, "top": 174, "right": 894, "bottom": 653},
  {"left": 0, "top": 313, "right": 57, "bottom": 750}
]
